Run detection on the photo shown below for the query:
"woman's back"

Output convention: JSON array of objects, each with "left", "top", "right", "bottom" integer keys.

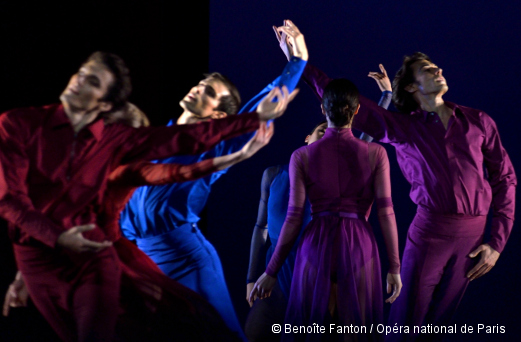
[{"left": 293, "top": 127, "right": 386, "bottom": 217}]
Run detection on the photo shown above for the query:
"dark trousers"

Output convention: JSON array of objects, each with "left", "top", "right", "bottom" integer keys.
[
  {"left": 386, "top": 208, "right": 485, "bottom": 342},
  {"left": 14, "top": 243, "right": 121, "bottom": 342}
]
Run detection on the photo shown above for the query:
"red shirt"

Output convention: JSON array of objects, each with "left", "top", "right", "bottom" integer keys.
[
  {"left": 0, "top": 104, "right": 259, "bottom": 247},
  {"left": 99, "top": 159, "right": 217, "bottom": 241}
]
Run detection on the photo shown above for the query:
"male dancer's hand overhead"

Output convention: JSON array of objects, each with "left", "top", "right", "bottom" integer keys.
[{"left": 273, "top": 19, "right": 308, "bottom": 62}]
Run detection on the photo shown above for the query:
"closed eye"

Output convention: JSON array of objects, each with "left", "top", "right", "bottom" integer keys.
[{"left": 204, "top": 85, "right": 217, "bottom": 98}]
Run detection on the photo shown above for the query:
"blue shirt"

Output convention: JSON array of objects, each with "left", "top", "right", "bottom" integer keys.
[{"left": 120, "top": 57, "right": 308, "bottom": 239}]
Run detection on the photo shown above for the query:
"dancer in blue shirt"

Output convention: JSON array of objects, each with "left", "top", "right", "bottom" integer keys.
[{"left": 120, "top": 20, "right": 308, "bottom": 340}]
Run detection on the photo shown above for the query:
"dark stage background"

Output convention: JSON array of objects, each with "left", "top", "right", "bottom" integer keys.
[{"left": 1, "top": 1, "right": 519, "bottom": 341}]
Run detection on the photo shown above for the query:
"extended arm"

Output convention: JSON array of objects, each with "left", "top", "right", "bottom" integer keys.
[
  {"left": 124, "top": 85, "right": 296, "bottom": 163},
  {"left": 372, "top": 144, "right": 402, "bottom": 303},
  {"left": 467, "top": 114, "right": 516, "bottom": 281},
  {"left": 114, "top": 123, "right": 275, "bottom": 188},
  {"left": 303, "top": 62, "right": 402, "bottom": 143},
  {"left": 249, "top": 149, "right": 307, "bottom": 303},
  {"left": 218, "top": 20, "right": 308, "bottom": 158},
  {"left": 245, "top": 166, "right": 277, "bottom": 306}
]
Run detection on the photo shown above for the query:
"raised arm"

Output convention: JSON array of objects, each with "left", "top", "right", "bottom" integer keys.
[
  {"left": 371, "top": 143, "right": 402, "bottom": 303},
  {"left": 245, "top": 166, "right": 278, "bottom": 306},
  {"left": 249, "top": 148, "right": 307, "bottom": 303},
  {"left": 237, "top": 20, "right": 308, "bottom": 118},
  {"left": 124, "top": 86, "right": 296, "bottom": 162},
  {"left": 361, "top": 64, "right": 393, "bottom": 142},
  {"left": 467, "top": 114, "right": 516, "bottom": 281},
  {"left": 303, "top": 63, "right": 404, "bottom": 143},
  {"left": 208, "top": 21, "right": 308, "bottom": 161}
]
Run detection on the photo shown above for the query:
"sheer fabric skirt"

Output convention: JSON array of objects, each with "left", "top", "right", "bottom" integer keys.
[{"left": 284, "top": 216, "right": 383, "bottom": 342}]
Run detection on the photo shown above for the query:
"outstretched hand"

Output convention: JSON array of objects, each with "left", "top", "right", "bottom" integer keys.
[
  {"left": 241, "top": 122, "right": 275, "bottom": 159},
  {"left": 467, "top": 244, "right": 500, "bottom": 281},
  {"left": 3, "top": 271, "right": 28, "bottom": 317},
  {"left": 385, "top": 273, "right": 402, "bottom": 304},
  {"left": 368, "top": 64, "right": 392, "bottom": 92},
  {"left": 273, "top": 20, "right": 308, "bottom": 61},
  {"left": 257, "top": 86, "right": 299, "bottom": 122},
  {"left": 248, "top": 272, "right": 276, "bottom": 305},
  {"left": 56, "top": 224, "right": 112, "bottom": 253}
]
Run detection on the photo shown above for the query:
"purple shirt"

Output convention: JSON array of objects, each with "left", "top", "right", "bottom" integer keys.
[{"left": 303, "top": 64, "right": 516, "bottom": 253}]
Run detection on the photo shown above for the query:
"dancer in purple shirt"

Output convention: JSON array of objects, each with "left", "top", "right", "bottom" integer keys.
[{"left": 303, "top": 52, "right": 516, "bottom": 341}]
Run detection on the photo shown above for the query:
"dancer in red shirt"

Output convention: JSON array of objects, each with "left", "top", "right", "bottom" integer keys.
[
  {"left": 4, "top": 105, "right": 275, "bottom": 341},
  {"left": 0, "top": 51, "right": 295, "bottom": 341}
]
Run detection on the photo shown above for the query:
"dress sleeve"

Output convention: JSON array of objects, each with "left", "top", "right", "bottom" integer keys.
[
  {"left": 265, "top": 150, "right": 307, "bottom": 277},
  {"left": 121, "top": 111, "right": 260, "bottom": 163},
  {"left": 246, "top": 166, "right": 278, "bottom": 283},
  {"left": 481, "top": 113, "right": 517, "bottom": 253},
  {"left": 370, "top": 143, "right": 400, "bottom": 273},
  {"left": 0, "top": 113, "right": 65, "bottom": 247},
  {"left": 111, "top": 159, "right": 217, "bottom": 187}
]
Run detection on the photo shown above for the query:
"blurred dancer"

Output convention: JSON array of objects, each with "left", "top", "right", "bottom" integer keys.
[{"left": 0, "top": 51, "right": 295, "bottom": 342}]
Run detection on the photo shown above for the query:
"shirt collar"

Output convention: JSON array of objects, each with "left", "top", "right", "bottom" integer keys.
[
  {"left": 50, "top": 104, "right": 105, "bottom": 141},
  {"left": 410, "top": 101, "right": 462, "bottom": 122}
]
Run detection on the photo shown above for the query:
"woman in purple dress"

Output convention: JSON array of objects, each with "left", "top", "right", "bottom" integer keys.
[{"left": 250, "top": 79, "right": 402, "bottom": 342}]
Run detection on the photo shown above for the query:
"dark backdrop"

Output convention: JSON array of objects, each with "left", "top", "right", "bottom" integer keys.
[{"left": 1, "top": 1, "right": 519, "bottom": 341}]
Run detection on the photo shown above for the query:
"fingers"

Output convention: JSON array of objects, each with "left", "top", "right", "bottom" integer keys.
[
  {"left": 272, "top": 25, "right": 282, "bottom": 42},
  {"left": 72, "top": 223, "right": 96, "bottom": 233},
  {"left": 368, "top": 72, "right": 385, "bottom": 79},
  {"left": 469, "top": 265, "right": 492, "bottom": 281},
  {"left": 467, "top": 262, "right": 491, "bottom": 281},
  {"left": 266, "top": 122, "right": 275, "bottom": 140},
  {"left": 379, "top": 64, "right": 388, "bottom": 76},
  {"left": 3, "top": 288, "right": 12, "bottom": 316},
  {"left": 265, "top": 85, "right": 282, "bottom": 102},
  {"left": 385, "top": 285, "right": 400, "bottom": 304},
  {"left": 81, "top": 239, "right": 112, "bottom": 252},
  {"left": 248, "top": 286, "right": 258, "bottom": 305},
  {"left": 466, "top": 259, "right": 485, "bottom": 279},
  {"left": 287, "top": 88, "right": 300, "bottom": 102},
  {"left": 469, "top": 245, "right": 485, "bottom": 258}
]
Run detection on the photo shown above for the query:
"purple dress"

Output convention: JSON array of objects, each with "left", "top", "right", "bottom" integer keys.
[{"left": 266, "top": 128, "right": 400, "bottom": 342}]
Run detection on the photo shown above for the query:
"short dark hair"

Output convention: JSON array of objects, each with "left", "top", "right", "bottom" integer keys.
[
  {"left": 103, "top": 103, "right": 150, "bottom": 128},
  {"left": 309, "top": 119, "right": 327, "bottom": 136},
  {"left": 85, "top": 51, "right": 132, "bottom": 112},
  {"left": 322, "top": 78, "right": 359, "bottom": 127},
  {"left": 204, "top": 72, "right": 241, "bottom": 115},
  {"left": 392, "top": 52, "right": 432, "bottom": 114}
]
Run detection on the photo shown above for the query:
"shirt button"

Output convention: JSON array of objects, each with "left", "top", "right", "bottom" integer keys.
[{"left": 430, "top": 112, "right": 435, "bottom": 116}]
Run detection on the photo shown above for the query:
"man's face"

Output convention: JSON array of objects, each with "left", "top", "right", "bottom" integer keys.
[
  {"left": 61, "top": 60, "right": 114, "bottom": 112},
  {"left": 179, "top": 77, "right": 230, "bottom": 119},
  {"left": 408, "top": 60, "right": 448, "bottom": 96},
  {"left": 305, "top": 122, "right": 328, "bottom": 145}
]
